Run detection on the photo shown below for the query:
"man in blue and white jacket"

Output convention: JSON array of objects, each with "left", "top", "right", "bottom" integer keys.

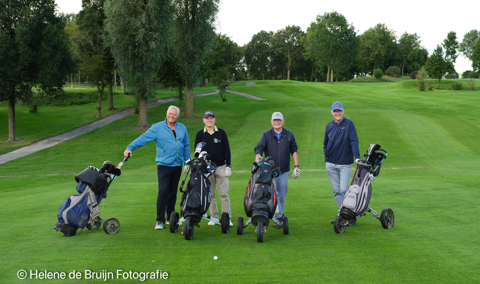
[
  {"left": 324, "top": 101, "right": 360, "bottom": 218},
  {"left": 124, "top": 105, "right": 190, "bottom": 230}
]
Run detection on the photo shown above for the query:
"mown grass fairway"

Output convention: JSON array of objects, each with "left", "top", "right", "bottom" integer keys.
[{"left": 1, "top": 80, "right": 479, "bottom": 283}]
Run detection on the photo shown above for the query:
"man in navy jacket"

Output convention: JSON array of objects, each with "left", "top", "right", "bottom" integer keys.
[
  {"left": 255, "top": 112, "right": 299, "bottom": 229},
  {"left": 124, "top": 105, "right": 190, "bottom": 230},
  {"left": 324, "top": 101, "right": 360, "bottom": 219}
]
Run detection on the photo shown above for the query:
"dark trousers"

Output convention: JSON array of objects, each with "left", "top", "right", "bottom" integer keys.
[{"left": 156, "top": 165, "right": 182, "bottom": 223}]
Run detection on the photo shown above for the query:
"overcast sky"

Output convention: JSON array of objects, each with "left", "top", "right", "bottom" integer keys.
[{"left": 56, "top": 0, "right": 478, "bottom": 74}]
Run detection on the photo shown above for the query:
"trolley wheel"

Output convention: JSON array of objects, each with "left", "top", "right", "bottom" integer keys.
[
  {"left": 257, "top": 222, "right": 264, "bottom": 243},
  {"left": 86, "top": 220, "right": 102, "bottom": 230},
  {"left": 169, "top": 211, "right": 179, "bottom": 233},
  {"left": 183, "top": 217, "right": 194, "bottom": 240},
  {"left": 237, "top": 216, "right": 244, "bottom": 235},
  {"left": 333, "top": 216, "right": 346, "bottom": 234},
  {"left": 283, "top": 216, "right": 289, "bottom": 235},
  {"left": 103, "top": 218, "right": 120, "bottom": 234},
  {"left": 221, "top": 212, "right": 230, "bottom": 234},
  {"left": 380, "top": 208, "right": 395, "bottom": 229}
]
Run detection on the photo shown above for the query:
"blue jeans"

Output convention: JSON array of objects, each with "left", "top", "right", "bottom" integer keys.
[
  {"left": 274, "top": 172, "right": 289, "bottom": 218},
  {"left": 156, "top": 165, "right": 182, "bottom": 223},
  {"left": 326, "top": 162, "right": 352, "bottom": 211}
]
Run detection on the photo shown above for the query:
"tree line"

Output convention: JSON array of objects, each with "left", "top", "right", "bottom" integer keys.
[{"left": 1, "top": 1, "right": 479, "bottom": 142}]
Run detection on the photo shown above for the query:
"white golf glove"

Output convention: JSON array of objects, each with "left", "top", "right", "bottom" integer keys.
[
  {"left": 183, "top": 165, "right": 190, "bottom": 174},
  {"left": 355, "top": 158, "right": 361, "bottom": 164},
  {"left": 225, "top": 166, "right": 231, "bottom": 177},
  {"left": 292, "top": 167, "right": 300, "bottom": 179}
]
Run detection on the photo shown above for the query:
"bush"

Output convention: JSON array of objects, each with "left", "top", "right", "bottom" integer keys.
[
  {"left": 452, "top": 82, "right": 463, "bottom": 90},
  {"left": 416, "top": 67, "right": 427, "bottom": 91},
  {"left": 374, "top": 68, "right": 383, "bottom": 79},
  {"left": 427, "top": 81, "right": 434, "bottom": 90},
  {"left": 410, "top": 71, "right": 418, "bottom": 79},
  {"left": 385, "top": 66, "right": 401, "bottom": 78},
  {"left": 467, "top": 79, "right": 476, "bottom": 90}
]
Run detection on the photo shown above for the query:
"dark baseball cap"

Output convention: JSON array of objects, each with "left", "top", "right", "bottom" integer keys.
[{"left": 204, "top": 111, "right": 215, "bottom": 118}]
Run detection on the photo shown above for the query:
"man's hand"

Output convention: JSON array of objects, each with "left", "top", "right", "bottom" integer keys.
[
  {"left": 225, "top": 166, "right": 231, "bottom": 177},
  {"left": 355, "top": 158, "right": 361, "bottom": 164},
  {"left": 292, "top": 167, "right": 300, "bottom": 179},
  {"left": 124, "top": 150, "right": 132, "bottom": 158}
]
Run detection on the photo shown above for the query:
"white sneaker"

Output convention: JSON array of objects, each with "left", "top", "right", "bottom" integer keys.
[
  {"left": 178, "top": 217, "right": 185, "bottom": 225},
  {"left": 166, "top": 221, "right": 170, "bottom": 225},
  {"left": 155, "top": 221, "right": 163, "bottom": 230},
  {"left": 208, "top": 217, "right": 220, "bottom": 226},
  {"left": 229, "top": 221, "right": 233, "bottom": 227}
]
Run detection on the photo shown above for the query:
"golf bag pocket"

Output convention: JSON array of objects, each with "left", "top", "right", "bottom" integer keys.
[
  {"left": 57, "top": 181, "right": 101, "bottom": 229},
  {"left": 182, "top": 172, "right": 211, "bottom": 216},
  {"left": 254, "top": 165, "right": 273, "bottom": 185},
  {"left": 244, "top": 182, "right": 276, "bottom": 218}
]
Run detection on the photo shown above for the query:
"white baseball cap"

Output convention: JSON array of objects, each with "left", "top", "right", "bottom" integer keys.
[{"left": 271, "top": 112, "right": 284, "bottom": 120}]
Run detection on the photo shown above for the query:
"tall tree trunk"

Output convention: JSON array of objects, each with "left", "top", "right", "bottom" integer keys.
[
  {"left": 7, "top": 97, "right": 17, "bottom": 142},
  {"left": 184, "top": 83, "right": 194, "bottom": 118},
  {"left": 287, "top": 69, "right": 291, "bottom": 80},
  {"left": 326, "top": 66, "right": 330, "bottom": 82},
  {"left": 107, "top": 82, "right": 115, "bottom": 110},
  {"left": 204, "top": 78, "right": 208, "bottom": 87},
  {"left": 177, "top": 81, "right": 184, "bottom": 108},
  {"left": 330, "top": 68, "right": 334, "bottom": 83},
  {"left": 137, "top": 96, "right": 149, "bottom": 127},
  {"left": 96, "top": 87, "right": 103, "bottom": 118}
]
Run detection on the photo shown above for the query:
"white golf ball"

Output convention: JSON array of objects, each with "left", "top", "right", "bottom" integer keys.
[{"left": 213, "top": 256, "right": 218, "bottom": 260}]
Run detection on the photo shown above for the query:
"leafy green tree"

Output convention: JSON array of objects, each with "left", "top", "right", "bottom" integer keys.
[
  {"left": 0, "top": 0, "right": 73, "bottom": 141},
  {"left": 271, "top": 25, "right": 305, "bottom": 80},
  {"left": 442, "top": 31, "right": 459, "bottom": 78},
  {"left": 472, "top": 39, "right": 480, "bottom": 74},
  {"left": 398, "top": 32, "right": 424, "bottom": 75},
  {"left": 459, "top": 30, "right": 480, "bottom": 66},
  {"left": 173, "top": 0, "right": 219, "bottom": 118},
  {"left": 75, "top": 0, "right": 115, "bottom": 118},
  {"left": 206, "top": 34, "right": 243, "bottom": 81},
  {"left": 244, "top": 30, "right": 273, "bottom": 80},
  {"left": 212, "top": 67, "right": 230, "bottom": 102},
  {"left": 104, "top": 0, "right": 173, "bottom": 127},
  {"left": 425, "top": 45, "right": 448, "bottom": 89},
  {"left": 357, "top": 24, "right": 396, "bottom": 75},
  {"left": 303, "top": 12, "right": 358, "bottom": 82}
]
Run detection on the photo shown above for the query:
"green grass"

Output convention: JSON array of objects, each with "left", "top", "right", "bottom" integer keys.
[{"left": 1, "top": 80, "right": 479, "bottom": 283}]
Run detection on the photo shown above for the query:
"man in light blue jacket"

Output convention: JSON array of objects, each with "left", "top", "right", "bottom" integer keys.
[{"left": 124, "top": 105, "right": 190, "bottom": 230}]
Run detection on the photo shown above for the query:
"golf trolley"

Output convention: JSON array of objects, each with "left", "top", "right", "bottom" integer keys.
[
  {"left": 54, "top": 155, "right": 129, "bottom": 236},
  {"left": 169, "top": 143, "right": 230, "bottom": 240},
  {"left": 237, "top": 157, "right": 289, "bottom": 242},
  {"left": 333, "top": 144, "right": 395, "bottom": 234}
]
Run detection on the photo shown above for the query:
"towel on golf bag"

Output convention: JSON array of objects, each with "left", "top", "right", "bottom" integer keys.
[
  {"left": 244, "top": 157, "right": 278, "bottom": 218},
  {"left": 181, "top": 159, "right": 212, "bottom": 217}
]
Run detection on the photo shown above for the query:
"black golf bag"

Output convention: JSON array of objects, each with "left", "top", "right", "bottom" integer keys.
[
  {"left": 180, "top": 156, "right": 216, "bottom": 219},
  {"left": 244, "top": 157, "right": 279, "bottom": 222},
  {"left": 54, "top": 160, "right": 124, "bottom": 236},
  {"left": 340, "top": 144, "right": 387, "bottom": 221}
]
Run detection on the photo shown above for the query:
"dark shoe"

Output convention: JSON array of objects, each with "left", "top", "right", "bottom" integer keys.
[{"left": 331, "top": 220, "right": 335, "bottom": 224}]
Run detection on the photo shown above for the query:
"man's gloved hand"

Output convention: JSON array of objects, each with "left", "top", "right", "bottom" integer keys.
[
  {"left": 183, "top": 164, "right": 190, "bottom": 174},
  {"left": 355, "top": 158, "right": 361, "bottom": 164},
  {"left": 292, "top": 167, "right": 300, "bottom": 179},
  {"left": 225, "top": 166, "right": 231, "bottom": 177}
]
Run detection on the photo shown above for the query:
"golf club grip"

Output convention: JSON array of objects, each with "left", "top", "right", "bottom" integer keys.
[{"left": 116, "top": 153, "right": 131, "bottom": 169}]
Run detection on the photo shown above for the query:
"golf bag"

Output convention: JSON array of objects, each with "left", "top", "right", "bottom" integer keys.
[
  {"left": 180, "top": 154, "right": 216, "bottom": 219},
  {"left": 54, "top": 162, "right": 121, "bottom": 236},
  {"left": 340, "top": 144, "right": 387, "bottom": 220},
  {"left": 244, "top": 157, "right": 279, "bottom": 219}
]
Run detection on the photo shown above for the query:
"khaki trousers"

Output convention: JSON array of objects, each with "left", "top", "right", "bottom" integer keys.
[{"left": 208, "top": 165, "right": 231, "bottom": 220}]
